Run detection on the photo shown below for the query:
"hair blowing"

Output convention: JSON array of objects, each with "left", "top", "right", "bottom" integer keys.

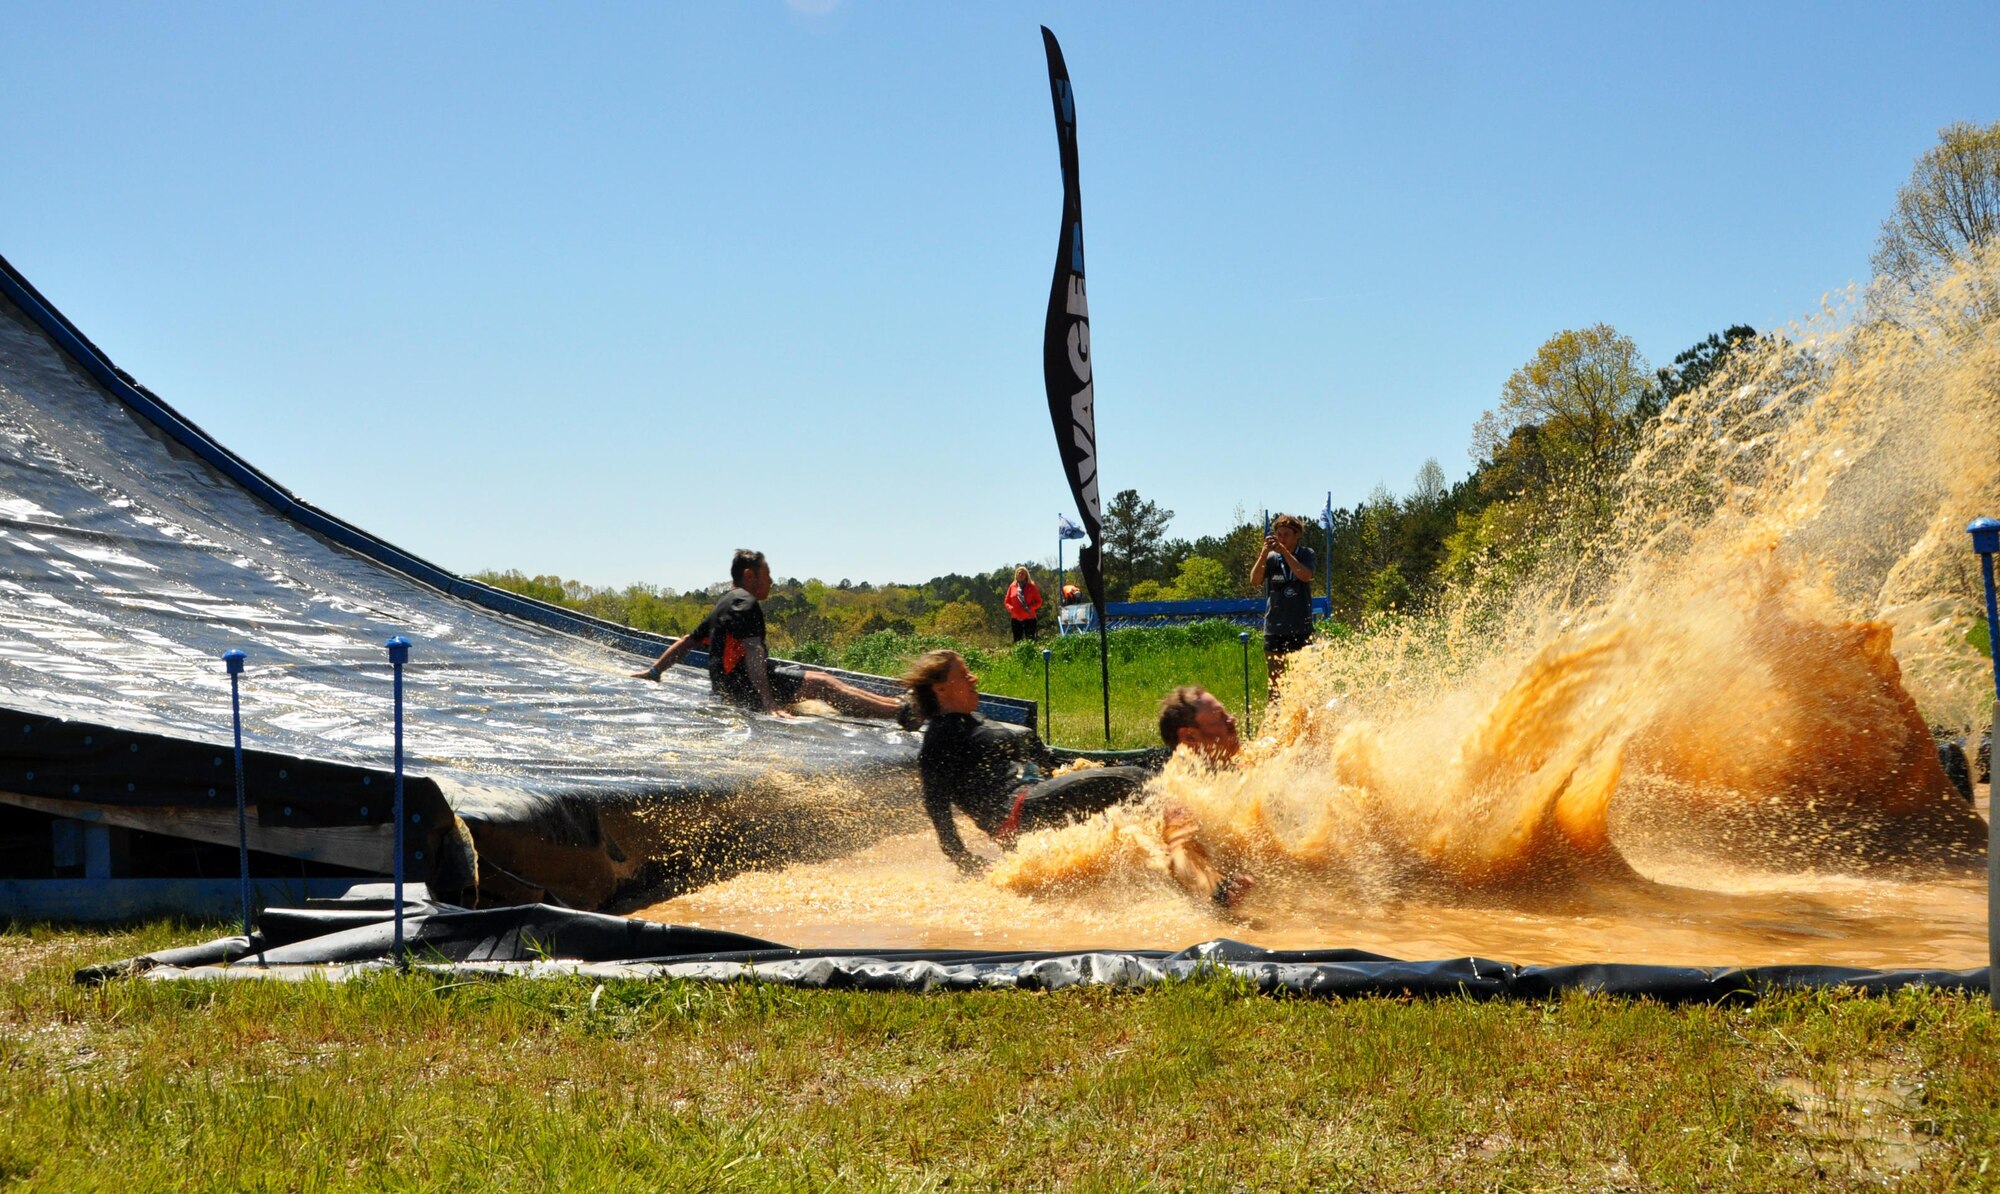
[
  {"left": 1157, "top": 685, "right": 1210, "bottom": 749},
  {"left": 898, "top": 649, "right": 962, "bottom": 730}
]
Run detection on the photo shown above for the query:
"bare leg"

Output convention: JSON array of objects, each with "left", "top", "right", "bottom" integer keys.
[
  {"left": 1265, "top": 652, "right": 1288, "bottom": 703},
  {"left": 799, "top": 671, "right": 902, "bottom": 719}
]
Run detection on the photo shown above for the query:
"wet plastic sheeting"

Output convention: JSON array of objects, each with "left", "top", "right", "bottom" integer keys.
[
  {"left": 0, "top": 287, "right": 914, "bottom": 841},
  {"left": 81, "top": 897, "right": 1987, "bottom": 1001}
]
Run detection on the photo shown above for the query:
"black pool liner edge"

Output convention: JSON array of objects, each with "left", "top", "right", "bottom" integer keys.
[{"left": 75, "top": 893, "right": 1989, "bottom": 1002}]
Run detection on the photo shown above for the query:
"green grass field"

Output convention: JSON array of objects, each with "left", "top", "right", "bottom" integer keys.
[
  {"left": 980, "top": 625, "right": 1274, "bottom": 751},
  {"left": 3, "top": 922, "right": 1997, "bottom": 1191},
  {"left": 818, "top": 622, "right": 1279, "bottom": 750}
]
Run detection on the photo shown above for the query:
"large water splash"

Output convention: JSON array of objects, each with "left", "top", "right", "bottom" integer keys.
[
  {"left": 997, "top": 249, "right": 1998, "bottom": 904},
  {"left": 645, "top": 251, "right": 1999, "bottom": 965}
]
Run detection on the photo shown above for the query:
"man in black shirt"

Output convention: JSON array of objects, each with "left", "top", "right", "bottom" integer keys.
[
  {"left": 1248, "top": 513, "right": 1316, "bottom": 694},
  {"left": 631, "top": 549, "right": 901, "bottom": 719}
]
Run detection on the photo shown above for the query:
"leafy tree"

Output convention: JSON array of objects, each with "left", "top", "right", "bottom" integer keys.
[
  {"left": 1191, "top": 517, "right": 1266, "bottom": 597},
  {"left": 1653, "top": 325, "right": 1758, "bottom": 410},
  {"left": 1872, "top": 120, "right": 2000, "bottom": 292},
  {"left": 930, "top": 600, "right": 988, "bottom": 639},
  {"left": 1125, "top": 579, "right": 1171, "bottom": 602},
  {"left": 1363, "top": 563, "right": 1411, "bottom": 614},
  {"left": 1472, "top": 324, "right": 1652, "bottom": 517},
  {"left": 472, "top": 570, "right": 567, "bottom": 606},
  {"left": 1170, "top": 555, "right": 1234, "bottom": 601},
  {"left": 1102, "top": 488, "right": 1174, "bottom": 597},
  {"left": 1409, "top": 458, "right": 1448, "bottom": 512}
]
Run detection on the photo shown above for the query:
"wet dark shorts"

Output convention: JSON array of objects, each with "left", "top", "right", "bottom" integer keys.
[
  {"left": 716, "top": 662, "right": 808, "bottom": 710},
  {"left": 1264, "top": 630, "right": 1312, "bottom": 657}
]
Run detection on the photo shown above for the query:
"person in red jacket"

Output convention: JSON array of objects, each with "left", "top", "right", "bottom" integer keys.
[{"left": 1003, "top": 566, "right": 1044, "bottom": 642}]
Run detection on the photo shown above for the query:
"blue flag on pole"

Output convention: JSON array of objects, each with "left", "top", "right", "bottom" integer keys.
[{"left": 1058, "top": 513, "right": 1087, "bottom": 540}]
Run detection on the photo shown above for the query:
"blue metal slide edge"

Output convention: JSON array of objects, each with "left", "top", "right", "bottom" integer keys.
[{"left": 0, "top": 254, "right": 1034, "bottom": 725}]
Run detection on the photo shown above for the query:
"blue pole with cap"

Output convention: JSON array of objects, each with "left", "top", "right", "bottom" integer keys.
[
  {"left": 386, "top": 636, "right": 411, "bottom": 968},
  {"left": 1966, "top": 518, "right": 2000, "bottom": 1008},
  {"left": 221, "top": 649, "right": 259, "bottom": 962}
]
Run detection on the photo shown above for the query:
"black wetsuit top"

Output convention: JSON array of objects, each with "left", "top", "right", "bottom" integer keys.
[
  {"left": 918, "top": 712, "right": 1155, "bottom": 873},
  {"left": 919, "top": 713, "right": 1056, "bottom": 831},
  {"left": 685, "top": 587, "right": 766, "bottom": 705}
]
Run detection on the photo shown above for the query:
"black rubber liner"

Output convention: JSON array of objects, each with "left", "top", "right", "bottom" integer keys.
[{"left": 79, "top": 892, "right": 1988, "bottom": 1002}]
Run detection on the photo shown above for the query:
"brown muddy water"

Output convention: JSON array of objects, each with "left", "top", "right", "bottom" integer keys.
[{"left": 634, "top": 797, "right": 1986, "bottom": 968}]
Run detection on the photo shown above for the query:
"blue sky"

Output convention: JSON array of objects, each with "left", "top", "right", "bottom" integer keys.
[{"left": 3, "top": 2, "right": 1994, "bottom": 591}]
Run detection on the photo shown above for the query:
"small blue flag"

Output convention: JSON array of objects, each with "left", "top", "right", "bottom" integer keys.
[{"left": 1058, "top": 513, "right": 1087, "bottom": 540}]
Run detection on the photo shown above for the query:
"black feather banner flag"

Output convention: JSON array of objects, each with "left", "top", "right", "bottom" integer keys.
[{"left": 1040, "top": 26, "right": 1112, "bottom": 741}]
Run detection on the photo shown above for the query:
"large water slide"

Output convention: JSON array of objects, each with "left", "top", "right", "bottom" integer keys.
[{"left": 0, "top": 254, "right": 1030, "bottom": 911}]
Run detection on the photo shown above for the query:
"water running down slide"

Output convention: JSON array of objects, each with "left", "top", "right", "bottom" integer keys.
[{"left": 0, "top": 253, "right": 993, "bottom": 908}]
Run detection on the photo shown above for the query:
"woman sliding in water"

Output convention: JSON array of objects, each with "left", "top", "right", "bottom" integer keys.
[{"left": 899, "top": 650, "right": 1251, "bottom": 908}]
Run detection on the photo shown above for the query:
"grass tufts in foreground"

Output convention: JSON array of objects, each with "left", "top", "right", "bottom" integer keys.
[{"left": 4, "top": 924, "right": 1998, "bottom": 1189}]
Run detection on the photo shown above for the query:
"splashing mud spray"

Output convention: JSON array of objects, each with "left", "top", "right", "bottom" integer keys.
[{"left": 644, "top": 250, "right": 2000, "bottom": 967}]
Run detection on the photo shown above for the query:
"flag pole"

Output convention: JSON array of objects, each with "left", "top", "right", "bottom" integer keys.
[
  {"left": 1324, "top": 490, "right": 1334, "bottom": 606},
  {"left": 1098, "top": 612, "right": 1111, "bottom": 744}
]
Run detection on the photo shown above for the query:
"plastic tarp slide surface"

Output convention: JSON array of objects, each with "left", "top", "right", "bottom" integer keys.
[
  {"left": 80, "top": 892, "right": 1988, "bottom": 1002},
  {"left": 0, "top": 263, "right": 921, "bottom": 907}
]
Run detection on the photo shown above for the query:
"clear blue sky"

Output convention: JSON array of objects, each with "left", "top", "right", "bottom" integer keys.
[{"left": 3, "top": 3, "right": 1994, "bottom": 591}]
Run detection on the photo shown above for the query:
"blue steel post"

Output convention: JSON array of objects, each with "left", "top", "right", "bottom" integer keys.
[
  {"left": 1042, "top": 648, "right": 1053, "bottom": 741},
  {"left": 386, "top": 635, "right": 411, "bottom": 969},
  {"left": 1966, "top": 518, "right": 2000, "bottom": 1009},
  {"left": 222, "top": 649, "right": 258, "bottom": 961},
  {"left": 1239, "top": 630, "right": 1252, "bottom": 736},
  {"left": 1057, "top": 534, "right": 1065, "bottom": 637}
]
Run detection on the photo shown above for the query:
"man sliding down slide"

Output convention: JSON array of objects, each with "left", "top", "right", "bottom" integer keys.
[{"left": 632, "top": 549, "right": 901, "bottom": 720}]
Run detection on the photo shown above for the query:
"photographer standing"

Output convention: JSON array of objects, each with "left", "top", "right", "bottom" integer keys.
[{"left": 1247, "top": 514, "right": 1316, "bottom": 694}]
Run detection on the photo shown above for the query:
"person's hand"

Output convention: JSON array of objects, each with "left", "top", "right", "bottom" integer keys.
[
  {"left": 1214, "top": 873, "right": 1256, "bottom": 909},
  {"left": 1264, "top": 536, "right": 1281, "bottom": 553},
  {"left": 768, "top": 706, "right": 797, "bottom": 720}
]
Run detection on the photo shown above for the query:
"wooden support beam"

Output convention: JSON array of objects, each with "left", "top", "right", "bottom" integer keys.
[
  {"left": 0, "top": 877, "right": 381, "bottom": 922},
  {"left": 0, "top": 789, "right": 395, "bottom": 873}
]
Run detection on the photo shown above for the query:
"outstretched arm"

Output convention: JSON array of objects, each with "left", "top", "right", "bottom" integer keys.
[
  {"left": 924, "top": 781, "right": 986, "bottom": 876},
  {"left": 633, "top": 629, "right": 702, "bottom": 680},
  {"left": 741, "top": 638, "right": 792, "bottom": 717}
]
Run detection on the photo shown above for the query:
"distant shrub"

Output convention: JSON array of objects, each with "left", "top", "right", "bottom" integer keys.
[
  {"left": 837, "top": 631, "right": 990, "bottom": 678},
  {"left": 786, "top": 641, "right": 832, "bottom": 666},
  {"left": 1171, "top": 557, "right": 1235, "bottom": 601},
  {"left": 1035, "top": 622, "right": 1260, "bottom": 665},
  {"left": 929, "top": 600, "right": 989, "bottom": 640}
]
